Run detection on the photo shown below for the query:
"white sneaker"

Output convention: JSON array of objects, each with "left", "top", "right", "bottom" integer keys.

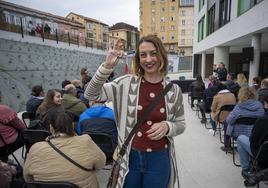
[{"left": 208, "top": 129, "right": 214, "bottom": 134}]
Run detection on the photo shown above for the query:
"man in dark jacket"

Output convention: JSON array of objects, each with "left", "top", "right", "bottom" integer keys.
[
  {"left": 26, "top": 85, "right": 44, "bottom": 114},
  {"left": 214, "top": 62, "right": 227, "bottom": 81}
]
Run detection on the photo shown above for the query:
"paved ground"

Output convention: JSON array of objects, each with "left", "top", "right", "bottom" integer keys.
[{"left": 12, "top": 94, "right": 267, "bottom": 188}]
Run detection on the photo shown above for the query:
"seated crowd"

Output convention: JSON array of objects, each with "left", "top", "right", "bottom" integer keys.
[
  {"left": 0, "top": 68, "right": 118, "bottom": 188},
  {"left": 190, "top": 71, "right": 268, "bottom": 186}
]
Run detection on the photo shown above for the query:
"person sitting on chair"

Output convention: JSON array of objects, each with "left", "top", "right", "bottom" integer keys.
[
  {"left": 77, "top": 100, "right": 117, "bottom": 160},
  {"left": 0, "top": 105, "right": 26, "bottom": 162},
  {"left": 26, "top": 85, "right": 44, "bottom": 114},
  {"left": 237, "top": 95, "right": 268, "bottom": 172},
  {"left": 62, "top": 84, "right": 87, "bottom": 117},
  {"left": 23, "top": 108, "right": 106, "bottom": 188},
  {"left": 223, "top": 87, "right": 264, "bottom": 152}
]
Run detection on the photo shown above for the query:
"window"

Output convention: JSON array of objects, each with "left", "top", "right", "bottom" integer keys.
[
  {"left": 172, "top": 0, "right": 175, "bottom": 2},
  {"left": 219, "top": 0, "right": 231, "bottom": 28},
  {"left": 161, "top": 26, "right": 165, "bottom": 32},
  {"left": 180, "top": 0, "right": 194, "bottom": 6},
  {"left": 198, "top": 16, "right": 205, "bottom": 41},
  {"left": 199, "top": 0, "right": 205, "bottom": 11},
  {"left": 161, "top": 17, "right": 165, "bottom": 22},
  {"left": 171, "top": 6, "right": 175, "bottom": 11},
  {"left": 181, "top": 29, "right": 185, "bottom": 35},
  {"left": 208, "top": 4, "right": 215, "bottom": 35},
  {"left": 171, "top": 16, "right": 175, "bottom": 21},
  {"left": 238, "top": 0, "right": 263, "bottom": 15},
  {"left": 181, "top": 20, "right": 186, "bottom": 25},
  {"left": 170, "top": 35, "right": 175, "bottom": 40},
  {"left": 181, "top": 10, "right": 185, "bottom": 16},
  {"left": 152, "top": 9, "right": 155, "bottom": 13},
  {"left": 171, "top": 25, "right": 175, "bottom": 30},
  {"left": 161, "top": 36, "right": 165, "bottom": 40},
  {"left": 152, "top": 0, "right": 156, "bottom": 5},
  {"left": 161, "top": 7, "right": 165, "bottom": 12},
  {"left": 181, "top": 39, "right": 185, "bottom": 45},
  {"left": 170, "top": 45, "right": 174, "bottom": 50}
]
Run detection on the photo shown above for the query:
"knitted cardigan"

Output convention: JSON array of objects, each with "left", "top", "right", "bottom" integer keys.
[{"left": 84, "top": 64, "right": 186, "bottom": 188}]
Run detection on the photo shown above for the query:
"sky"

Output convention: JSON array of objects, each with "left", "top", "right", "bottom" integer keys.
[{"left": 4, "top": 0, "right": 140, "bottom": 28}]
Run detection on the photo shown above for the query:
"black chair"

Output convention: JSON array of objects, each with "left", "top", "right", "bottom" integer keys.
[
  {"left": 214, "top": 104, "right": 235, "bottom": 143},
  {"left": 22, "top": 112, "right": 36, "bottom": 127},
  {"left": 26, "top": 181, "right": 79, "bottom": 188},
  {"left": 85, "top": 131, "right": 116, "bottom": 165},
  {"left": 22, "top": 129, "right": 50, "bottom": 159},
  {"left": 229, "top": 117, "right": 258, "bottom": 167}
]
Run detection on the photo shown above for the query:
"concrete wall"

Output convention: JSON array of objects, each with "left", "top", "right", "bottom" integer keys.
[{"left": 0, "top": 37, "right": 108, "bottom": 112}]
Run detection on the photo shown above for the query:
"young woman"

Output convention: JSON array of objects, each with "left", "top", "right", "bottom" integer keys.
[
  {"left": 84, "top": 35, "right": 185, "bottom": 188},
  {"left": 36, "top": 89, "right": 62, "bottom": 116}
]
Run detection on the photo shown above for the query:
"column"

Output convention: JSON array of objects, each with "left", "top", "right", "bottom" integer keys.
[
  {"left": 214, "top": 47, "right": 230, "bottom": 70},
  {"left": 248, "top": 34, "right": 261, "bottom": 86},
  {"left": 201, "top": 52, "right": 206, "bottom": 79}
]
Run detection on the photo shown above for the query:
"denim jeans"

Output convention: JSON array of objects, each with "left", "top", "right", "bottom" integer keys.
[
  {"left": 237, "top": 135, "right": 252, "bottom": 170},
  {"left": 123, "top": 148, "right": 170, "bottom": 188}
]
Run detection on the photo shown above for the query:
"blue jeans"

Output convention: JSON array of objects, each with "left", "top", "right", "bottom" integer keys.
[
  {"left": 123, "top": 149, "right": 170, "bottom": 188},
  {"left": 237, "top": 135, "right": 252, "bottom": 170}
]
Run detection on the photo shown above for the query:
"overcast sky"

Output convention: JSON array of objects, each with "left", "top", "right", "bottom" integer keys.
[{"left": 4, "top": 0, "right": 140, "bottom": 28}]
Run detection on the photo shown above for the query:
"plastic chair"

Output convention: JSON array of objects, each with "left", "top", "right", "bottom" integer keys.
[
  {"left": 85, "top": 131, "right": 116, "bottom": 165},
  {"left": 214, "top": 104, "right": 235, "bottom": 143},
  {"left": 230, "top": 117, "right": 258, "bottom": 167},
  {"left": 26, "top": 181, "right": 79, "bottom": 188},
  {"left": 22, "top": 129, "right": 50, "bottom": 159},
  {"left": 22, "top": 112, "right": 36, "bottom": 127}
]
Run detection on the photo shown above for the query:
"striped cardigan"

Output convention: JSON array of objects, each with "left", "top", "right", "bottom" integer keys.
[{"left": 84, "top": 64, "right": 186, "bottom": 188}]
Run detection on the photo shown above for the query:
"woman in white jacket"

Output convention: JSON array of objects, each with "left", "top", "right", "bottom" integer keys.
[{"left": 85, "top": 35, "right": 185, "bottom": 188}]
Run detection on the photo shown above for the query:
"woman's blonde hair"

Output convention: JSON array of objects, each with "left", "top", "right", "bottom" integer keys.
[
  {"left": 133, "top": 34, "right": 168, "bottom": 76},
  {"left": 238, "top": 87, "right": 258, "bottom": 103},
  {"left": 236, "top": 73, "right": 248, "bottom": 87}
]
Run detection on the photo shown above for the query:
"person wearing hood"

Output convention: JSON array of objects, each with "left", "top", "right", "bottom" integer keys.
[
  {"left": 77, "top": 100, "right": 117, "bottom": 160},
  {"left": 62, "top": 84, "right": 87, "bottom": 117},
  {"left": 223, "top": 87, "right": 265, "bottom": 151}
]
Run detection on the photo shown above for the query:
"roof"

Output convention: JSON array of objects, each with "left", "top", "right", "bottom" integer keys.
[
  {"left": 66, "top": 12, "right": 108, "bottom": 26},
  {"left": 0, "top": 0, "right": 84, "bottom": 28},
  {"left": 109, "top": 22, "right": 139, "bottom": 32}
]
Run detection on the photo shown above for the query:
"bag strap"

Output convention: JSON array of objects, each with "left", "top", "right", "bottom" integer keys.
[
  {"left": 47, "top": 139, "right": 94, "bottom": 171},
  {"left": 119, "top": 82, "right": 173, "bottom": 157}
]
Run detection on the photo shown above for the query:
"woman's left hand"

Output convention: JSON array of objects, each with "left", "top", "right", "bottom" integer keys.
[{"left": 146, "top": 121, "right": 169, "bottom": 140}]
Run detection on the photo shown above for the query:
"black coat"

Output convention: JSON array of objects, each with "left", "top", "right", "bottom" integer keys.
[{"left": 250, "top": 113, "right": 268, "bottom": 168}]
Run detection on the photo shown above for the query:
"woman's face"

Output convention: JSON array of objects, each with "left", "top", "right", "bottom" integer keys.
[
  {"left": 139, "top": 41, "right": 161, "bottom": 77},
  {"left": 53, "top": 91, "right": 62, "bottom": 105}
]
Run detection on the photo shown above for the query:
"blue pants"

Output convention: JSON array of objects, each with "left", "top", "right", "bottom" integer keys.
[
  {"left": 237, "top": 135, "right": 252, "bottom": 170},
  {"left": 123, "top": 149, "right": 170, "bottom": 188}
]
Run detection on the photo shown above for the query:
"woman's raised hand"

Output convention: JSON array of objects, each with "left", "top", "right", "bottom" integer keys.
[{"left": 104, "top": 42, "right": 125, "bottom": 69}]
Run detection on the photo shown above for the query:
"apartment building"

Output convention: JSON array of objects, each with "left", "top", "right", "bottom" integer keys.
[
  {"left": 140, "top": 0, "right": 194, "bottom": 72},
  {"left": 66, "top": 12, "right": 109, "bottom": 50},
  {"left": 193, "top": 0, "right": 268, "bottom": 83},
  {"left": 109, "top": 22, "right": 139, "bottom": 51}
]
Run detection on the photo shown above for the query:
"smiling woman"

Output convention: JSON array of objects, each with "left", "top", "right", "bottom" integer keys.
[{"left": 84, "top": 35, "right": 185, "bottom": 188}]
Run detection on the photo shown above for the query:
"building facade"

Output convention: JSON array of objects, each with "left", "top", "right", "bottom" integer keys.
[
  {"left": 193, "top": 0, "right": 268, "bottom": 83},
  {"left": 0, "top": 0, "right": 85, "bottom": 45},
  {"left": 139, "top": 0, "right": 194, "bottom": 72},
  {"left": 66, "top": 12, "right": 109, "bottom": 50},
  {"left": 109, "top": 22, "right": 139, "bottom": 51}
]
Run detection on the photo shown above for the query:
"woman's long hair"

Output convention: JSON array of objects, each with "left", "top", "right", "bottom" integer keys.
[{"left": 36, "top": 89, "right": 62, "bottom": 114}]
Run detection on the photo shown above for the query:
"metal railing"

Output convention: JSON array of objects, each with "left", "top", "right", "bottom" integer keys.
[{"left": 0, "top": 19, "right": 107, "bottom": 50}]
